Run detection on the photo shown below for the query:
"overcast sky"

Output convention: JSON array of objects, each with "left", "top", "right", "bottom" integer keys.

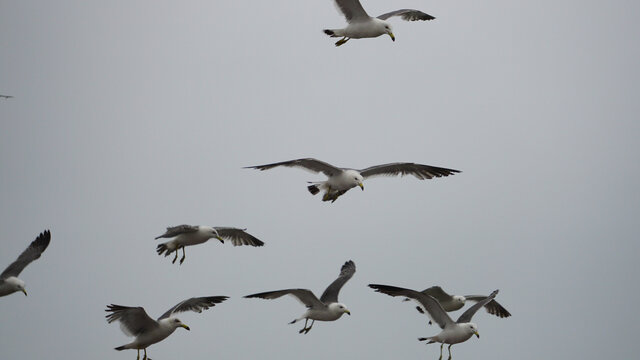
[{"left": 1, "top": 1, "right": 639, "bottom": 359}]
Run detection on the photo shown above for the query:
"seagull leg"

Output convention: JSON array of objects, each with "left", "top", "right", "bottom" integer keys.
[
  {"left": 179, "top": 246, "right": 186, "bottom": 265},
  {"left": 303, "top": 320, "right": 315, "bottom": 334},
  {"left": 298, "top": 318, "right": 309, "bottom": 334},
  {"left": 172, "top": 250, "right": 178, "bottom": 264},
  {"left": 136, "top": 349, "right": 140, "bottom": 360},
  {"left": 447, "top": 344, "right": 453, "bottom": 360},
  {"left": 335, "top": 37, "right": 350, "bottom": 46},
  {"left": 143, "top": 348, "right": 148, "bottom": 360},
  {"left": 322, "top": 186, "right": 332, "bottom": 202},
  {"left": 439, "top": 343, "right": 443, "bottom": 360}
]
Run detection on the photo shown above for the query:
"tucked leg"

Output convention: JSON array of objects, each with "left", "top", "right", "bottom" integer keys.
[
  {"left": 179, "top": 246, "right": 186, "bottom": 265},
  {"left": 303, "top": 320, "right": 315, "bottom": 334},
  {"left": 172, "top": 250, "right": 178, "bottom": 264},
  {"left": 335, "top": 37, "right": 350, "bottom": 46},
  {"left": 298, "top": 318, "right": 309, "bottom": 334}
]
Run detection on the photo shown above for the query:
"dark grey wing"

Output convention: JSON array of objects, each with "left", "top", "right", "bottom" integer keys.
[
  {"left": 334, "top": 0, "right": 370, "bottom": 22},
  {"left": 214, "top": 227, "right": 264, "bottom": 247},
  {"left": 456, "top": 290, "right": 499, "bottom": 323},
  {"left": 244, "top": 289, "right": 325, "bottom": 309},
  {"left": 359, "top": 163, "right": 460, "bottom": 180},
  {"left": 377, "top": 9, "right": 435, "bottom": 21},
  {"left": 369, "top": 284, "right": 455, "bottom": 329},
  {"left": 465, "top": 295, "right": 511, "bottom": 318},
  {"left": 422, "top": 286, "right": 455, "bottom": 303},
  {"left": 245, "top": 158, "right": 342, "bottom": 177},
  {"left": 1, "top": 230, "right": 51, "bottom": 279},
  {"left": 320, "top": 260, "right": 356, "bottom": 303},
  {"left": 105, "top": 305, "right": 159, "bottom": 336},
  {"left": 158, "top": 296, "right": 229, "bottom": 320},
  {"left": 154, "top": 225, "right": 199, "bottom": 239}
]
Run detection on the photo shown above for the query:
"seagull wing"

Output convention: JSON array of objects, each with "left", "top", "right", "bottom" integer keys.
[
  {"left": 456, "top": 290, "right": 499, "bottom": 323},
  {"left": 105, "top": 305, "right": 159, "bottom": 336},
  {"left": 334, "top": 0, "right": 370, "bottom": 22},
  {"left": 214, "top": 227, "right": 264, "bottom": 247},
  {"left": 320, "top": 260, "right": 356, "bottom": 303},
  {"left": 369, "top": 284, "right": 455, "bottom": 329},
  {"left": 359, "top": 162, "right": 460, "bottom": 180},
  {"left": 464, "top": 294, "right": 511, "bottom": 318},
  {"left": 421, "top": 286, "right": 455, "bottom": 302},
  {"left": 158, "top": 296, "right": 229, "bottom": 320},
  {"left": 377, "top": 9, "right": 435, "bottom": 21},
  {"left": 244, "top": 289, "right": 325, "bottom": 309},
  {"left": 1, "top": 230, "right": 51, "bottom": 279},
  {"left": 245, "top": 158, "right": 342, "bottom": 177},
  {"left": 154, "top": 225, "right": 199, "bottom": 239}
]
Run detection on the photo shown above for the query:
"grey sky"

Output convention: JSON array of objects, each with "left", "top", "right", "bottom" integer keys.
[{"left": 1, "top": 1, "right": 639, "bottom": 359}]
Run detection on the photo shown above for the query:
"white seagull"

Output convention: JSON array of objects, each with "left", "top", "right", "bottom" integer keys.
[
  {"left": 155, "top": 225, "right": 264, "bottom": 265},
  {"left": 244, "top": 260, "right": 355, "bottom": 334},
  {"left": 369, "top": 284, "right": 499, "bottom": 360},
  {"left": 403, "top": 286, "right": 511, "bottom": 323},
  {"left": 106, "top": 296, "right": 228, "bottom": 360},
  {"left": 323, "top": 0, "right": 435, "bottom": 46},
  {"left": 0, "top": 230, "right": 51, "bottom": 297},
  {"left": 246, "top": 158, "right": 460, "bottom": 202}
]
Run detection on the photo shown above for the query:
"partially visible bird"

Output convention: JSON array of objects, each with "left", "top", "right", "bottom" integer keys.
[
  {"left": 155, "top": 225, "right": 264, "bottom": 265},
  {"left": 245, "top": 158, "right": 459, "bottom": 202},
  {"left": 324, "top": 0, "right": 435, "bottom": 46},
  {"left": 244, "top": 260, "right": 355, "bottom": 334},
  {"left": 0, "top": 95, "right": 13, "bottom": 99},
  {"left": 0, "top": 230, "right": 51, "bottom": 297},
  {"left": 106, "top": 296, "right": 228, "bottom": 360},
  {"left": 369, "top": 284, "right": 499, "bottom": 360}
]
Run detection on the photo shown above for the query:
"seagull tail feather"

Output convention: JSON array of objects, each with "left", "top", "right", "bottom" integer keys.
[
  {"left": 156, "top": 243, "right": 171, "bottom": 256},
  {"left": 323, "top": 29, "right": 340, "bottom": 38},
  {"left": 418, "top": 336, "right": 436, "bottom": 344},
  {"left": 114, "top": 346, "right": 127, "bottom": 351},
  {"left": 307, "top": 184, "right": 320, "bottom": 195}
]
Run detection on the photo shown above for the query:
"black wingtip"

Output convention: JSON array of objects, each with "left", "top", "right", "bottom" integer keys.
[{"left": 323, "top": 29, "right": 334, "bottom": 36}]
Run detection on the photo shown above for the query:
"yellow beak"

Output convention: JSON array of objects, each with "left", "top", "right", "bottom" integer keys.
[
  {"left": 345, "top": 310, "right": 351, "bottom": 315},
  {"left": 21, "top": 289, "right": 27, "bottom": 296},
  {"left": 216, "top": 236, "right": 224, "bottom": 243},
  {"left": 181, "top": 324, "right": 191, "bottom": 331},
  {"left": 388, "top": 32, "right": 395, "bottom": 41},
  {"left": 358, "top": 182, "right": 364, "bottom": 190},
  {"left": 474, "top": 331, "right": 479, "bottom": 338}
]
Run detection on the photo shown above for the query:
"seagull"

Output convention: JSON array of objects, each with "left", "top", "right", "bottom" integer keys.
[
  {"left": 323, "top": 0, "right": 435, "bottom": 46},
  {"left": 0, "top": 230, "right": 51, "bottom": 297},
  {"left": 244, "top": 260, "right": 355, "bottom": 334},
  {"left": 155, "top": 225, "right": 264, "bottom": 265},
  {"left": 403, "top": 286, "right": 511, "bottom": 324},
  {"left": 369, "top": 284, "right": 499, "bottom": 360},
  {"left": 0, "top": 95, "right": 13, "bottom": 99},
  {"left": 106, "top": 296, "right": 228, "bottom": 360},
  {"left": 245, "top": 158, "right": 460, "bottom": 202}
]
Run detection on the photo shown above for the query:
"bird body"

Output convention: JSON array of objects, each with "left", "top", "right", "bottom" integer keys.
[
  {"left": 405, "top": 286, "right": 511, "bottom": 319},
  {"left": 115, "top": 317, "right": 183, "bottom": 350},
  {"left": 0, "top": 230, "right": 51, "bottom": 297}
]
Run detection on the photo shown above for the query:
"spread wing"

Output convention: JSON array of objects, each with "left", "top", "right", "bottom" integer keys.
[
  {"left": 154, "top": 225, "right": 199, "bottom": 239},
  {"left": 369, "top": 284, "right": 454, "bottom": 329},
  {"left": 359, "top": 163, "right": 460, "bottom": 180},
  {"left": 465, "top": 294, "right": 511, "bottom": 318},
  {"left": 377, "top": 9, "right": 435, "bottom": 21},
  {"left": 1, "top": 230, "right": 51, "bottom": 279},
  {"left": 456, "top": 290, "right": 499, "bottom": 323},
  {"left": 320, "top": 260, "right": 356, "bottom": 303},
  {"left": 244, "top": 289, "right": 325, "bottom": 309},
  {"left": 158, "top": 296, "right": 229, "bottom": 320},
  {"left": 421, "top": 286, "right": 454, "bottom": 302},
  {"left": 333, "top": 0, "right": 370, "bottom": 22},
  {"left": 105, "top": 305, "right": 159, "bottom": 337},
  {"left": 245, "top": 158, "right": 342, "bottom": 177},
  {"left": 214, "top": 227, "right": 264, "bottom": 247}
]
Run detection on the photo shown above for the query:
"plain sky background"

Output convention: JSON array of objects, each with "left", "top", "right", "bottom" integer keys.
[{"left": 1, "top": 1, "right": 639, "bottom": 359}]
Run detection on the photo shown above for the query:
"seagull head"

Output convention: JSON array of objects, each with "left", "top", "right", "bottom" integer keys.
[
  {"left": 466, "top": 323, "right": 479, "bottom": 338},
  {"left": 330, "top": 303, "right": 351, "bottom": 316},
  {"left": 169, "top": 317, "right": 190, "bottom": 331},
  {"left": 203, "top": 226, "right": 224, "bottom": 243},
  {"left": 453, "top": 295, "right": 466, "bottom": 304},
  {"left": 344, "top": 170, "right": 365, "bottom": 191},
  {"left": 5, "top": 277, "right": 27, "bottom": 296},
  {"left": 383, "top": 22, "right": 395, "bottom": 41}
]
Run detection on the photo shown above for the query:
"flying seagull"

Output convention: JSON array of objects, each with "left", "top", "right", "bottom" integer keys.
[
  {"left": 0, "top": 230, "right": 51, "bottom": 297},
  {"left": 323, "top": 0, "right": 435, "bottom": 46},
  {"left": 0, "top": 95, "right": 13, "bottom": 99},
  {"left": 155, "top": 225, "right": 264, "bottom": 265},
  {"left": 369, "top": 284, "right": 499, "bottom": 360},
  {"left": 106, "top": 296, "right": 228, "bottom": 360},
  {"left": 403, "top": 286, "right": 511, "bottom": 324},
  {"left": 245, "top": 158, "right": 460, "bottom": 202},
  {"left": 244, "top": 260, "right": 355, "bottom": 334}
]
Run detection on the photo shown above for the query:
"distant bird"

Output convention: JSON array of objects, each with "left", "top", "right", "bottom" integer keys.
[
  {"left": 246, "top": 158, "right": 460, "bottom": 202},
  {"left": 106, "top": 296, "right": 228, "bottom": 360},
  {"left": 369, "top": 284, "right": 499, "bottom": 360},
  {"left": 0, "top": 95, "right": 13, "bottom": 99},
  {"left": 324, "top": 0, "right": 435, "bottom": 46},
  {"left": 245, "top": 260, "right": 355, "bottom": 334},
  {"left": 0, "top": 230, "right": 51, "bottom": 297},
  {"left": 155, "top": 225, "right": 264, "bottom": 265},
  {"left": 403, "top": 286, "right": 511, "bottom": 324}
]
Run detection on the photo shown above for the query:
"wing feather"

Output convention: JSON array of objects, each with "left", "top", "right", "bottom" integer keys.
[
  {"left": 1, "top": 230, "right": 51, "bottom": 279},
  {"left": 245, "top": 158, "right": 342, "bottom": 177},
  {"left": 334, "top": 0, "right": 370, "bottom": 22},
  {"left": 320, "top": 260, "right": 356, "bottom": 303},
  {"left": 359, "top": 163, "right": 460, "bottom": 180},
  {"left": 456, "top": 290, "right": 499, "bottom": 323},
  {"left": 105, "top": 305, "right": 158, "bottom": 337},
  {"left": 154, "top": 225, "right": 199, "bottom": 239},
  {"left": 464, "top": 295, "right": 511, "bottom": 318},
  {"left": 377, "top": 9, "right": 435, "bottom": 21},
  {"left": 214, "top": 227, "right": 264, "bottom": 247},
  {"left": 244, "top": 289, "right": 325, "bottom": 309},
  {"left": 158, "top": 296, "right": 228, "bottom": 320}
]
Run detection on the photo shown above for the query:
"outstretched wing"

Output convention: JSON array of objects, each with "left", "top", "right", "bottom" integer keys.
[
  {"left": 154, "top": 225, "right": 199, "bottom": 239},
  {"left": 464, "top": 294, "right": 511, "bottom": 318},
  {"left": 377, "top": 9, "right": 435, "bottom": 21},
  {"left": 320, "top": 260, "right": 356, "bottom": 303},
  {"left": 359, "top": 163, "right": 460, "bottom": 180},
  {"left": 105, "top": 305, "right": 158, "bottom": 337},
  {"left": 369, "top": 284, "right": 455, "bottom": 329},
  {"left": 1, "top": 230, "right": 51, "bottom": 279},
  {"left": 244, "top": 289, "right": 325, "bottom": 309},
  {"left": 158, "top": 296, "right": 229, "bottom": 320},
  {"left": 245, "top": 158, "right": 342, "bottom": 178},
  {"left": 214, "top": 227, "right": 264, "bottom": 247},
  {"left": 421, "top": 286, "right": 454, "bottom": 302},
  {"left": 456, "top": 290, "right": 499, "bottom": 323},
  {"left": 333, "top": 0, "right": 370, "bottom": 22}
]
